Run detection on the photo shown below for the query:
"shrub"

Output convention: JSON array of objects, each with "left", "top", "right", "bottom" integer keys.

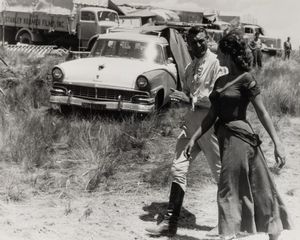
[
  {"left": 0, "top": 53, "right": 62, "bottom": 111},
  {"left": 256, "top": 58, "right": 300, "bottom": 116},
  {"left": 7, "top": 111, "right": 57, "bottom": 169},
  {"left": 1, "top": 49, "right": 298, "bottom": 194}
]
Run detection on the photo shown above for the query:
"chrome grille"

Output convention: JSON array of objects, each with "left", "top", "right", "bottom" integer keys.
[{"left": 53, "top": 83, "right": 148, "bottom": 102}]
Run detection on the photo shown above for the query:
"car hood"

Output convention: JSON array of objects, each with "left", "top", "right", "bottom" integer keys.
[{"left": 58, "top": 57, "right": 165, "bottom": 89}]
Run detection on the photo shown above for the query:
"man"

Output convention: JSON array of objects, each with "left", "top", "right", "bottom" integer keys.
[
  {"left": 146, "top": 26, "right": 227, "bottom": 236},
  {"left": 284, "top": 37, "right": 292, "bottom": 60},
  {"left": 249, "top": 32, "right": 263, "bottom": 68}
]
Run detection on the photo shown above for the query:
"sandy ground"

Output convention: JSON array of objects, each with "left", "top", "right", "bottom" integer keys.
[{"left": 0, "top": 118, "right": 299, "bottom": 240}]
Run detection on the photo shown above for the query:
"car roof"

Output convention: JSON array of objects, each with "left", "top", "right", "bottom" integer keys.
[
  {"left": 97, "top": 32, "right": 169, "bottom": 45},
  {"left": 243, "top": 24, "right": 260, "bottom": 28}
]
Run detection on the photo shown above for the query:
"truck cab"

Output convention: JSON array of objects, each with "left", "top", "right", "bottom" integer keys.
[
  {"left": 78, "top": 7, "right": 119, "bottom": 50},
  {"left": 241, "top": 24, "right": 282, "bottom": 56},
  {"left": 242, "top": 24, "right": 263, "bottom": 35}
]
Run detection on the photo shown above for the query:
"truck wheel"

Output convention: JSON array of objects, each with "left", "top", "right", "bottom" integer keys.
[{"left": 18, "top": 32, "right": 32, "bottom": 44}]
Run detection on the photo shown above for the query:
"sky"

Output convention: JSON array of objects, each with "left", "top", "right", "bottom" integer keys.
[{"left": 116, "top": 0, "right": 300, "bottom": 50}]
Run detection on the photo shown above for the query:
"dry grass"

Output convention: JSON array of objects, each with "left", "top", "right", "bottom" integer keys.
[
  {"left": 256, "top": 57, "right": 300, "bottom": 116},
  {"left": 0, "top": 51, "right": 299, "bottom": 199},
  {"left": 3, "top": 171, "right": 26, "bottom": 202}
]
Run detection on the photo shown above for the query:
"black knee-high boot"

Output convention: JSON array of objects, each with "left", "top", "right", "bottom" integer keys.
[{"left": 145, "top": 182, "right": 185, "bottom": 236}]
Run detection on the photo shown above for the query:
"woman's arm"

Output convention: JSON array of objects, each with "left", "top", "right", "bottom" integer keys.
[
  {"left": 184, "top": 106, "right": 217, "bottom": 157},
  {"left": 251, "top": 94, "right": 286, "bottom": 168}
]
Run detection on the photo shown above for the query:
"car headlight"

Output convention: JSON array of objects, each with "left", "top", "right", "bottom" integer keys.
[
  {"left": 136, "top": 76, "right": 149, "bottom": 90},
  {"left": 52, "top": 67, "right": 64, "bottom": 82}
]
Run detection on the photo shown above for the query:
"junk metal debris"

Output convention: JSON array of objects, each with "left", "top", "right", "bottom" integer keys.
[{"left": 2, "top": 43, "right": 69, "bottom": 58}]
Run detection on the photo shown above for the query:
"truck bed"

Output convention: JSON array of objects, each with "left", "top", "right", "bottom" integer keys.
[{"left": 0, "top": 11, "right": 71, "bottom": 33}]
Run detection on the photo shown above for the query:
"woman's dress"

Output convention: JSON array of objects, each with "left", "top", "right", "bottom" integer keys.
[{"left": 209, "top": 73, "right": 292, "bottom": 236}]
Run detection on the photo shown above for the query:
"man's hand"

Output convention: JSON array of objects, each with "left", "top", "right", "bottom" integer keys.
[{"left": 170, "top": 88, "right": 190, "bottom": 103}]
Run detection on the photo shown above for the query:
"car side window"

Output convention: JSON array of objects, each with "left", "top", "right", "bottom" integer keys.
[
  {"left": 244, "top": 27, "right": 253, "bottom": 34},
  {"left": 163, "top": 45, "right": 172, "bottom": 61},
  {"left": 153, "top": 45, "right": 164, "bottom": 64},
  {"left": 118, "top": 41, "right": 132, "bottom": 57},
  {"left": 132, "top": 42, "right": 144, "bottom": 58},
  {"left": 81, "top": 11, "right": 96, "bottom": 21}
]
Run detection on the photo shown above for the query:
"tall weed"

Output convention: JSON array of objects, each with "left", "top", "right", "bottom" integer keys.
[
  {"left": 7, "top": 111, "right": 57, "bottom": 169},
  {"left": 0, "top": 53, "right": 62, "bottom": 111},
  {"left": 257, "top": 57, "right": 300, "bottom": 116},
  {"left": 1, "top": 50, "right": 299, "bottom": 193}
]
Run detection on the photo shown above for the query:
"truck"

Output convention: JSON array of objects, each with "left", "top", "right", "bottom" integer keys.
[
  {"left": 241, "top": 23, "right": 282, "bottom": 56},
  {"left": 200, "top": 21, "right": 282, "bottom": 56},
  {"left": 0, "top": 0, "right": 121, "bottom": 50}
]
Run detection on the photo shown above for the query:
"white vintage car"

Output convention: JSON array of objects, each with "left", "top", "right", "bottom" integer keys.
[{"left": 50, "top": 26, "right": 191, "bottom": 113}]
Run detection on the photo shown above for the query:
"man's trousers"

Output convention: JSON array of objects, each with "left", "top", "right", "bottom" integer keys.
[{"left": 171, "top": 108, "right": 221, "bottom": 191}]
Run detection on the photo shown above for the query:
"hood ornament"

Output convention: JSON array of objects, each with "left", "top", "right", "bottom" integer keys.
[{"left": 98, "top": 64, "right": 105, "bottom": 71}]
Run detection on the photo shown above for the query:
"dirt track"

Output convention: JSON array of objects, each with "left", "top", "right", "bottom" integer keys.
[{"left": 0, "top": 118, "right": 299, "bottom": 240}]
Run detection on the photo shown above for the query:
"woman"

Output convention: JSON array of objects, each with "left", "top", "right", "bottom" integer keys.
[{"left": 184, "top": 30, "right": 292, "bottom": 240}]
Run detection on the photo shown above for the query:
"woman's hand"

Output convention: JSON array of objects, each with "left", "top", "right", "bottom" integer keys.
[
  {"left": 274, "top": 143, "right": 286, "bottom": 169},
  {"left": 251, "top": 95, "right": 286, "bottom": 169},
  {"left": 184, "top": 139, "right": 195, "bottom": 159}
]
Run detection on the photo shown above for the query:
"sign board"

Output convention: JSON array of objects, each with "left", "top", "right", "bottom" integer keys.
[{"left": 0, "top": 11, "right": 70, "bottom": 32}]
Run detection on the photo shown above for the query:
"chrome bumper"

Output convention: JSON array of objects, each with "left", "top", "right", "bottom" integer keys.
[{"left": 50, "top": 95, "right": 155, "bottom": 113}]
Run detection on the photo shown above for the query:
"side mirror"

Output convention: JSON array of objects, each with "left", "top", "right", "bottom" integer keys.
[{"left": 167, "top": 57, "right": 174, "bottom": 64}]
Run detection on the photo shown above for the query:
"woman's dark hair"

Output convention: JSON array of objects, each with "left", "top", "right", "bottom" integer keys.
[{"left": 219, "top": 29, "right": 252, "bottom": 71}]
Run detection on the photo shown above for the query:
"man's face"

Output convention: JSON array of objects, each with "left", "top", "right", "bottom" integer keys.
[{"left": 188, "top": 31, "right": 208, "bottom": 59}]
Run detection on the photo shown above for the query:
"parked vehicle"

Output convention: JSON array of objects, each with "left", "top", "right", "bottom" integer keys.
[
  {"left": 0, "top": 0, "right": 120, "bottom": 50},
  {"left": 50, "top": 26, "right": 191, "bottom": 114},
  {"left": 241, "top": 23, "right": 282, "bottom": 56}
]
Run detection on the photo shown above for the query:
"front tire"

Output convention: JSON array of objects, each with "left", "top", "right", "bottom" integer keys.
[
  {"left": 154, "top": 91, "right": 165, "bottom": 111},
  {"left": 60, "top": 105, "right": 72, "bottom": 115}
]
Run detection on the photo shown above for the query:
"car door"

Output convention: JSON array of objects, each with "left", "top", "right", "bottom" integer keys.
[{"left": 160, "top": 45, "right": 177, "bottom": 101}]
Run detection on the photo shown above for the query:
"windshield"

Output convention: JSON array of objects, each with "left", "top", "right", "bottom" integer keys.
[
  {"left": 98, "top": 11, "right": 118, "bottom": 22},
  {"left": 91, "top": 39, "right": 164, "bottom": 64}
]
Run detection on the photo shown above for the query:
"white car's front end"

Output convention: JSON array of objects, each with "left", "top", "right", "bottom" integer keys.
[{"left": 50, "top": 57, "right": 166, "bottom": 113}]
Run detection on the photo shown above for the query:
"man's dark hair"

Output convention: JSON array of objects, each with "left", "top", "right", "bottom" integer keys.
[
  {"left": 186, "top": 26, "right": 209, "bottom": 59},
  {"left": 187, "top": 26, "right": 208, "bottom": 38}
]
